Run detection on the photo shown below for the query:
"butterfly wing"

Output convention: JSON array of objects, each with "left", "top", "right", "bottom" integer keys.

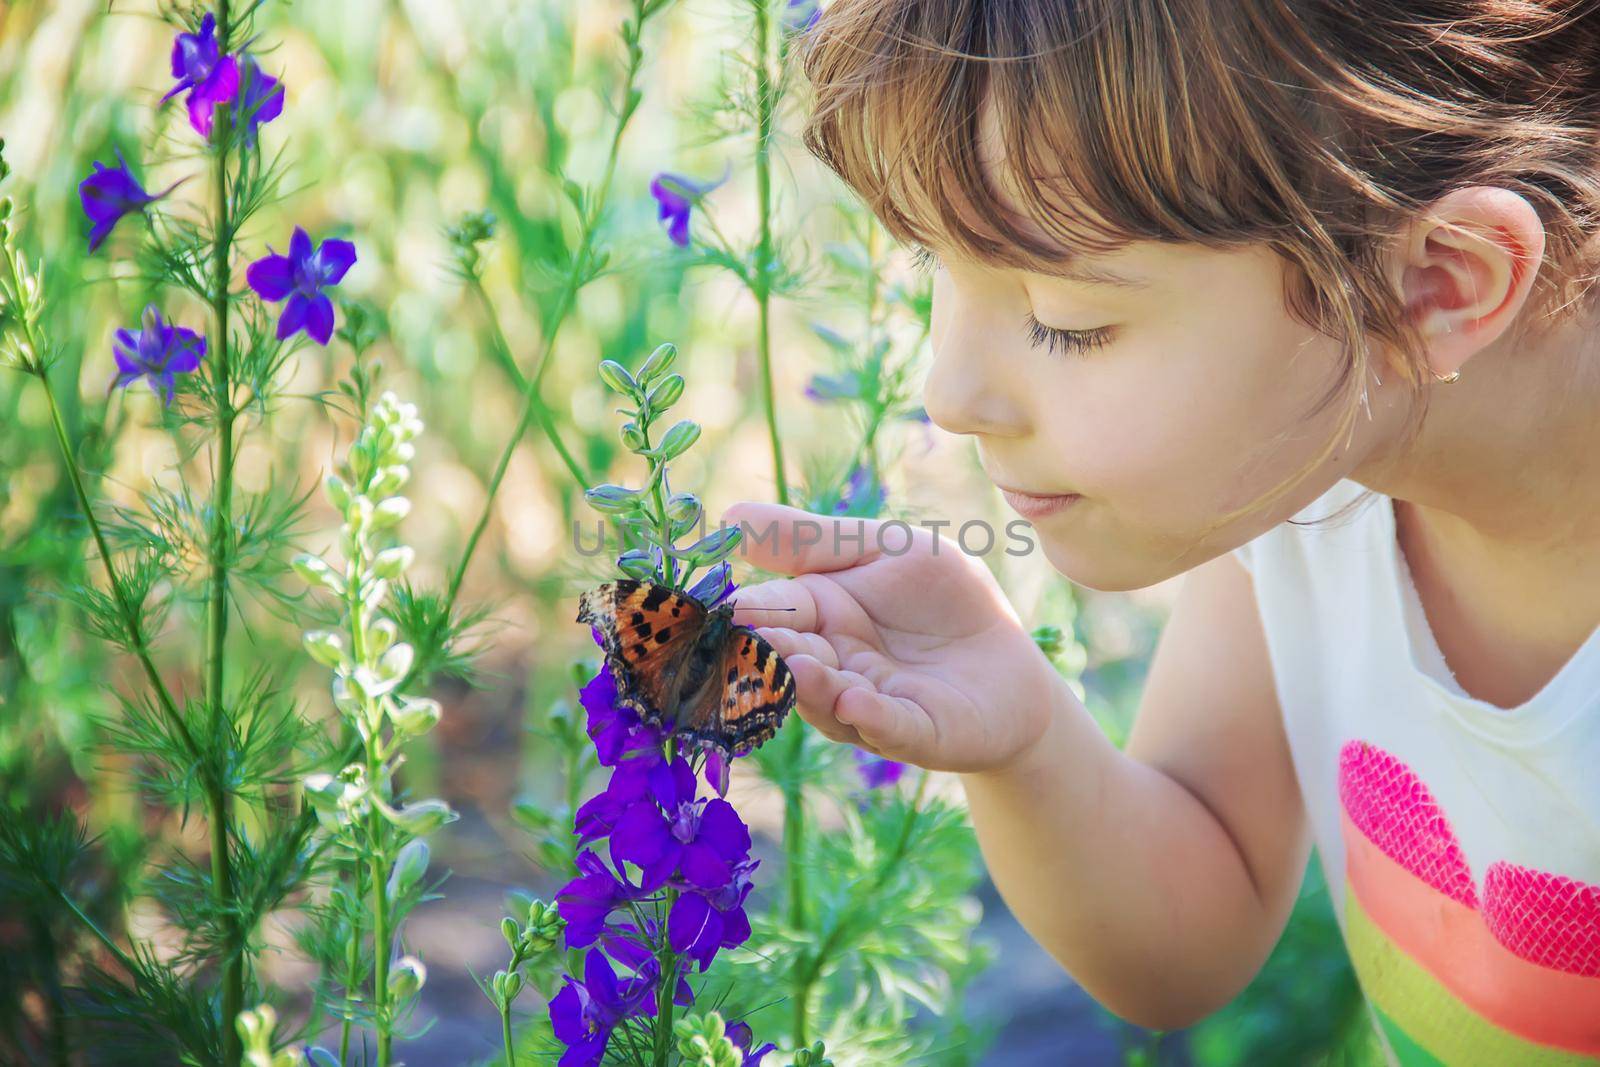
[
  {"left": 576, "top": 579, "right": 709, "bottom": 728},
  {"left": 678, "top": 624, "right": 796, "bottom": 757}
]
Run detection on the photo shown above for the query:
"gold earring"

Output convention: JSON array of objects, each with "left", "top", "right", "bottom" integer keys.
[{"left": 1432, "top": 368, "right": 1461, "bottom": 384}]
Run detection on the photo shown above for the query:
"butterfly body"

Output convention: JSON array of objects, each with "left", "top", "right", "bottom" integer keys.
[{"left": 576, "top": 578, "right": 795, "bottom": 757}]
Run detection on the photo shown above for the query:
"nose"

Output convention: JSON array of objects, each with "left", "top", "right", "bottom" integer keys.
[{"left": 922, "top": 291, "right": 1029, "bottom": 439}]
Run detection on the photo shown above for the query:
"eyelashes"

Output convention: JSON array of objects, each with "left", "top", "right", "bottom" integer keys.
[
  {"left": 1022, "top": 313, "right": 1112, "bottom": 358},
  {"left": 911, "top": 244, "right": 1112, "bottom": 358}
]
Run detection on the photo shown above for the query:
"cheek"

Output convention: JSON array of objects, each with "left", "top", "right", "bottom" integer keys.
[{"left": 1036, "top": 285, "right": 1353, "bottom": 538}]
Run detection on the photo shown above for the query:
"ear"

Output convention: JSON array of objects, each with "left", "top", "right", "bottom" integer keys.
[{"left": 1390, "top": 186, "right": 1545, "bottom": 381}]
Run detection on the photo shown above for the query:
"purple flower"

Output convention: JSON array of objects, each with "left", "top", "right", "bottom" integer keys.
[
  {"left": 111, "top": 304, "right": 206, "bottom": 405},
  {"left": 246, "top": 227, "right": 356, "bottom": 345},
  {"left": 573, "top": 756, "right": 658, "bottom": 846},
  {"left": 784, "top": 0, "right": 822, "bottom": 33},
  {"left": 834, "top": 464, "right": 886, "bottom": 517},
  {"left": 233, "top": 57, "right": 284, "bottom": 148},
  {"left": 548, "top": 950, "right": 657, "bottom": 1067},
  {"left": 687, "top": 563, "right": 736, "bottom": 609},
  {"left": 648, "top": 166, "right": 730, "bottom": 248},
  {"left": 667, "top": 857, "right": 758, "bottom": 971},
  {"left": 598, "top": 922, "right": 695, "bottom": 1008},
  {"left": 611, "top": 756, "right": 751, "bottom": 892},
  {"left": 555, "top": 850, "right": 648, "bottom": 948},
  {"left": 78, "top": 150, "right": 182, "bottom": 253},
  {"left": 853, "top": 747, "right": 907, "bottom": 790},
  {"left": 728, "top": 1021, "right": 778, "bottom": 1066},
  {"left": 164, "top": 13, "right": 240, "bottom": 137},
  {"left": 581, "top": 666, "right": 664, "bottom": 767},
  {"left": 803, "top": 371, "right": 862, "bottom": 403}
]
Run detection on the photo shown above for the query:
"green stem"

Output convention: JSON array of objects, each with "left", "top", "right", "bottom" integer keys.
[
  {"left": 501, "top": 1001, "right": 516, "bottom": 1067},
  {"left": 464, "top": 275, "right": 586, "bottom": 488},
  {"left": 652, "top": 887, "right": 679, "bottom": 1066},
  {"left": 204, "top": 4, "right": 243, "bottom": 1060},
  {"left": 752, "top": 0, "right": 788, "bottom": 507}
]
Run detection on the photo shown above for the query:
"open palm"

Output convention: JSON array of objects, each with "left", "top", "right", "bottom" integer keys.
[{"left": 721, "top": 502, "right": 1062, "bottom": 773}]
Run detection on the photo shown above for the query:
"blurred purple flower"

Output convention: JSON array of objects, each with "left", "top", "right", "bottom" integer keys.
[
  {"left": 833, "top": 464, "right": 886, "bottom": 516},
  {"left": 246, "top": 227, "right": 356, "bottom": 344},
  {"left": 164, "top": 13, "right": 240, "bottom": 137},
  {"left": 784, "top": 0, "right": 822, "bottom": 33},
  {"left": 233, "top": 56, "right": 284, "bottom": 148},
  {"left": 580, "top": 665, "right": 666, "bottom": 766},
  {"left": 853, "top": 747, "right": 908, "bottom": 789},
  {"left": 649, "top": 166, "right": 730, "bottom": 248},
  {"left": 548, "top": 950, "right": 657, "bottom": 1067},
  {"left": 667, "top": 857, "right": 758, "bottom": 971},
  {"left": 110, "top": 304, "right": 205, "bottom": 405},
  {"left": 728, "top": 1020, "right": 778, "bottom": 1066},
  {"left": 803, "top": 371, "right": 861, "bottom": 403},
  {"left": 78, "top": 150, "right": 182, "bottom": 253},
  {"left": 611, "top": 756, "right": 751, "bottom": 892}
]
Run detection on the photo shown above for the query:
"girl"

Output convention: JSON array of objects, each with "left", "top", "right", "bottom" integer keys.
[{"left": 722, "top": 1, "right": 1600, "bottom": 1064}]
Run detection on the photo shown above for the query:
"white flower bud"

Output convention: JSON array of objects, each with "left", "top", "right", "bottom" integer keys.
[
  {"left": 293, "top": 554, "right": 343, "bottom": 594},
  {"left": 388, "top": 955, "right": 426, "bottom": 1000},
  {"left": 378, "top": 643, "right": 414, "bottom": 684},
  {"left": 386, "top": 839, "right": 430, "bottom": 899},
  {"left": 384, "top": 798, "right": 457, "bottom": 836},
  {"left": 303, "top": 631, "right": 347, "bottom": 670},
  {"left": 369, "top": 465, "right": 409, "bottom": 498},
  {"left": 392, "top": 697, "right": 441, "bottom": 738},
  {"left": 324, "top": 474, "right": 352, "bottom": 510},
  {"left": 372, "top": 546, "right": 415, "bottom": 579},
  {"left": 368, "top": 617, "right": 398, "bottom": 653},
  {"left": 371, "top": 497, "right": 411, "bottom": 529}
]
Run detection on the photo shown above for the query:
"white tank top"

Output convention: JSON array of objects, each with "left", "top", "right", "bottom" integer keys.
[{"left": 1230, "top": 478, "right": 1600, "bottom": 1065}]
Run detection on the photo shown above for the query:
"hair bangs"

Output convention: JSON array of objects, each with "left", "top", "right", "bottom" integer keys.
[{"left": 798, "top": 0, "right": 1261, "bottom": 273}]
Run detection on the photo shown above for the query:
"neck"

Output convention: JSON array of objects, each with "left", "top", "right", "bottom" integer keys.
[{"left": 1355, "top": 302, "right": 1600, "bottom": 558}]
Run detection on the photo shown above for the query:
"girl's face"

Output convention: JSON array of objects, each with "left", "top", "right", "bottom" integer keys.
[{"left": 919, "top": 121, "right": 1410, "bottom": 590}]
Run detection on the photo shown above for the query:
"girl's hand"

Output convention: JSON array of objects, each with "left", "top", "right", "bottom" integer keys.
[{"left": 719, "top": 502, "right": 1065, "bottom": 774}]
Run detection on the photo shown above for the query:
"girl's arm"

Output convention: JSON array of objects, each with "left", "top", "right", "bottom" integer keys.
[{"left": 960, "top": 552, "right": 1310, "bottom": 1030}]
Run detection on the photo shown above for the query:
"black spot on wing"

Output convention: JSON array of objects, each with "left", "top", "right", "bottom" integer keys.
[{"left": 642, "top": 583, "right": 672, "bottom": 613}]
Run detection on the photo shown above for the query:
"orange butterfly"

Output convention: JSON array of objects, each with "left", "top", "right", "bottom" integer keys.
[{"left": 576, "top": 579, "right": 796, "bottom": 758}]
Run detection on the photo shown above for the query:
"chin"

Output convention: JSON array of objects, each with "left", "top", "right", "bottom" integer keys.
[{"left": 1038, "top": 537, "right": 1186, "bottom": 593}]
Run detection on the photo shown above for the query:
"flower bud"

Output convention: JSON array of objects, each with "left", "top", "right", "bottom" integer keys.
[
  {"left": 324, "top": 474, "right": 352, "bottom": 510},
  {"left": 387, "top": 955, "right": 426, "bottom": 1000},
  {"left": 293, "top": 554, "right": 343, "bottom": 593},
  {"left": 303, "top": 631, "right": 347, "bottom": 670},
  {"left": 367, "top": 617, "right": 398, "bottom": 653},
  {"left": 654, "top": 419, "right": 701, "bottom": 462},
  {"left": 501, "top": 916, "right": 520, "bottom": 950},
  {"left": 523, "top": 900, "right": 564, "bottom": 954},
  {"left": 616, "top": 549, "right": 657, "bottom": 582},
  {"left": 392, "top": 697, "right": 441, "bottom": 738},
  {"left": 377, "top": 642, "right": 414, "bottom": 683},
  {"left": 369, "top": 465, "right": 408, "bottom": 498},
  {"left": 387, "top": 839, "right": 430, "bottom": 899},
  {"left": 638, "top": 341, "right": 677, "bottom": 385},
  {"left": 493, "top": 969, "right": 524, "bottom": 1006},
  {"left": 371, "top": 496, "right": 410, "bottom": 529},
  {"left": 585, "top": 483, "right": 644, "bottom": 515},
  {"left": 384, "top": 798, "right": 458, "bottom": 836},
  {"left": 372, "top": 545, "right": 415, "bottom": 579},
  {"left": 644, "top": 372, "right": 685, "bottom": 413},
  {"left": 597, "top": 359, "right": 640, "bottom": 398},
  {"left": 620, "top": 421, "right": 647, "bottom": 452}
]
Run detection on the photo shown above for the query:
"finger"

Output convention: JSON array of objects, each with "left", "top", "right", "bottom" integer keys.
[
  {"left": 834, "top": 684, "right": 936, "bottom": 758},
  {"left": 719, "top": 501, "right": 885, "bottom": 576},
  {"left": 752, "top": 626, "right": 839, "bottom": 670},
  {"left": 784, "top": 654, "right": 865, "bottom": 746},
  {"left": 726, "top": 580, "right": 819, "bottom": 634}
]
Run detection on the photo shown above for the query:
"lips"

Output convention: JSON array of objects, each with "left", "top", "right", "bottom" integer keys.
[{"left": 997, "top": 485, "right": 1082, "bottom": 521}]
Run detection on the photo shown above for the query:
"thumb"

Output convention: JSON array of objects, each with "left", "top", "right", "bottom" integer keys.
[{"left": 718, "top": 501, "right": 885, "bottom": 576}]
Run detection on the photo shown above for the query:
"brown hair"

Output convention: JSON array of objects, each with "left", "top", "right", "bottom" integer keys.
[{"left": 796, "top": 0, "right": 1600, "bottom": 533}]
